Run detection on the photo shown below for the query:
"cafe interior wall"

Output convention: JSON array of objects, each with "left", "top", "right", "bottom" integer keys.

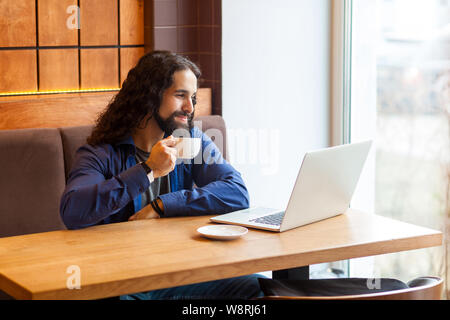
[{"left": 222, "top": 0, "right": 331, "bottom": 216}]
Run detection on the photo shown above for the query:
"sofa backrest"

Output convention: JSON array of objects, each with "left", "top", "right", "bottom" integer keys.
[
  {"left": 0, "top": 128, "right": 67, "bottom": 238},
  {"left": 60, "top": 116, "right": 228, "bottom": 182},
  {"left": 195, "top": 115, "right": 228, "bottom": 160},
  {"left": 59, "top": 125, "right": 94, "bottom": 181}
]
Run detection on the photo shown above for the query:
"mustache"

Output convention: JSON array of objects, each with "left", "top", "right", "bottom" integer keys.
[
  {"left": 153, "top": 109, "right": 195, "bottom": 136},
  {"left": 171, "top": 110, "right": 193, "bottom": 120}
]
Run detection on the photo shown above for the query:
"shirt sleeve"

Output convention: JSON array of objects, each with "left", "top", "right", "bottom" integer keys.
[
  {"left": 59, "top": 144, "right": 150, "bottom": 229},
  {"left": 159, "top": 128, "right": 250, "bottom": 217}
]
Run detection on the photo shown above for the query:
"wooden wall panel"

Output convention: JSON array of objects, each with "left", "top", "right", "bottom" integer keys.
[
  {"left": 80, "top": 49, "right": 119, "bottom": 89},
  {"left": 120, "top": 0, "right": 144, "bottom": 45},
  {"left": 38, "top": 0, "right": 78, "bottom": 46},
  {"left": 0, "top": 93, "right": 114, "bottom": 130},
  {"left": 0, "top": 88, "right": 211, "bottom": 130},
  {"left": 195, "top": 88, "right": 212, "bottom": 116},
  {"left": 80, "top": 0, "right": 118, "bottom": 46},
  {"left": 0, "top": 0, "right": 36, "bottom": 47},
  {"left": 38, "top": 49, "right": 79, "bottom": 91},
  {"left": 0, "top": 50, "right": 37, "bottom": 92},
  {"left": 120, "top": 47, "right": 145, "bottom": 85}
]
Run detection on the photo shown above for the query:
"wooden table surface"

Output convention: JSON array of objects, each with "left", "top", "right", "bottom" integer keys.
[{"left": 0, "top": 209, "right": 442, "bottom": 300}]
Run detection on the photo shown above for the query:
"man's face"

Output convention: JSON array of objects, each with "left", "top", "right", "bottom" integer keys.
[{"left": 154, "top": 69, "right": 197, "bottom": 135}]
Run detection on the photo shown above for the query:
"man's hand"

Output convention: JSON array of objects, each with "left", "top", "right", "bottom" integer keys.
[
  {"left": 128, "top": 204, "right": 160, "bottom": 221},
  {"left": 146, "top": 136, "right": 177, "bottom": 178}
]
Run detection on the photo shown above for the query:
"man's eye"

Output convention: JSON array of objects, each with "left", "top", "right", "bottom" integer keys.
[{"left": 176, "top": 94, "right": 185, "bottom": 98}]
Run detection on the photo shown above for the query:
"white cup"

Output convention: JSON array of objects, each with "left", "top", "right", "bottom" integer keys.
[{"left": 174, "top": 137, "right": 201, "bottom": 159}]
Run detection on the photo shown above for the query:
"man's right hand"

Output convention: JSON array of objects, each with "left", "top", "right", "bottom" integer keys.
[{"left": 145, "top": 136, "right": 177, "bottom": 179}]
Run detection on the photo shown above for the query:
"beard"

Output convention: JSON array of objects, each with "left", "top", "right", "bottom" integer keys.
[{"left": 153, "top": 109, "right": 194, "bottom": 136}]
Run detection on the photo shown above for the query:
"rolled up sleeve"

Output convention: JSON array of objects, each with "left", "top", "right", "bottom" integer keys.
[
  {"left": 60, "top": 145, "right": 149, "bottom": 229},
  {"left": 159, "top": 128, "right": 249, "bottom": 217}
]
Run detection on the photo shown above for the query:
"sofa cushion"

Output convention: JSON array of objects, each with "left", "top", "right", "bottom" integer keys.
[
  {"left": 0, "top": 128, "right": 66, "bottom": 237},
  {"left": 59, "top": 125, "right": 94, "bottom": 181},
  {"left": 195, "top": 115, "right": 227, "bottom": 159}
]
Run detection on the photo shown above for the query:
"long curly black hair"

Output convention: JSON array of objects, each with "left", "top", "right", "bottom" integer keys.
[{"left": 87, "top": 51, "right": 201, "bottom": 146}]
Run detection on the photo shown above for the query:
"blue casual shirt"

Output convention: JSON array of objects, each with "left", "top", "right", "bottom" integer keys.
[{"left": 60, "top": 126, "right": 250, "bottom": 229}]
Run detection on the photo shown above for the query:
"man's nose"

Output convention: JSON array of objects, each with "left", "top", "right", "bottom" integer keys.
[{"left": 182, "top": 97, "right": 194, "bottom": 114}]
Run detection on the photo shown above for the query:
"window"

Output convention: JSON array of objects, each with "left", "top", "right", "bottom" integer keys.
[{"left": 348, "top": 0, "right": 449, "bottom": 287}]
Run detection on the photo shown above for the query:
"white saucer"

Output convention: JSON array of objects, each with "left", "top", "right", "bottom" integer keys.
[{"left": 197, "top": 225, "right": 248, "bottom": 240}]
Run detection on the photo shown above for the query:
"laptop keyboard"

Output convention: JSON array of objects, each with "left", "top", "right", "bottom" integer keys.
[{"left": 249, "top": 212, "right": 285, "bottom": 226}]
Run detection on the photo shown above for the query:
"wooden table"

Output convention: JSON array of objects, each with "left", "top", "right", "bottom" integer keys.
[{"left": 0, "top": 209, "right": 442, "bottom": 300}]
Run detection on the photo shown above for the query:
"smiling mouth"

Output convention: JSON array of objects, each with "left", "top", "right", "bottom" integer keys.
[{"left": 176, "top": 115, "right": 188, "bottom": 122}]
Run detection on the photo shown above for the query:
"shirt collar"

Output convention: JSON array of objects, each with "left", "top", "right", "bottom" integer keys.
[
  {"left": 115, "top": 135, "right": 137, "bottom": 154},
  {"left": 116, "top": 135, "right": 135, "bottom": 146}
]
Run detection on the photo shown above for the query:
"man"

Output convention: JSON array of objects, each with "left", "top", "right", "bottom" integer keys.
[{"left": 60, "top": 51, "right": 264, "bottom": 299}]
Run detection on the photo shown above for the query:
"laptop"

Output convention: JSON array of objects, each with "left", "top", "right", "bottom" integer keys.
[{"left": 210, "top": 140, "right": 372, "bottom": 232}]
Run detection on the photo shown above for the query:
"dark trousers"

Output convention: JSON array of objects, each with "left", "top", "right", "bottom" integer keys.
[{"left": 120, "top": 274, "right": 266, "bottom": 300}]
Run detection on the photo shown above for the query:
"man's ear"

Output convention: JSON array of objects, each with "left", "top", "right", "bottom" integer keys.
[
  {"left": 144, "top": 113, "right": 154, "bottom": 126},
  {"left": 136, "top": 113, "right": 153, "bottom": 130}
]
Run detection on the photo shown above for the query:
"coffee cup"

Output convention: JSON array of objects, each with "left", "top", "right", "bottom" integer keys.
[{"left": 174, "top": 137, "right": 201, "bottom": 159}]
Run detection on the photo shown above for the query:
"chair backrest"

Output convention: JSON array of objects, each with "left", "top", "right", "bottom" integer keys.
[{"left": 260, "top": 277, "right": 443, "bottom": 300}]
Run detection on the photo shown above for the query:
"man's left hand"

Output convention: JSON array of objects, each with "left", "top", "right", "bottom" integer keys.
[{"left": 128, "top": 205, "right": 160, "bottom": 221}]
